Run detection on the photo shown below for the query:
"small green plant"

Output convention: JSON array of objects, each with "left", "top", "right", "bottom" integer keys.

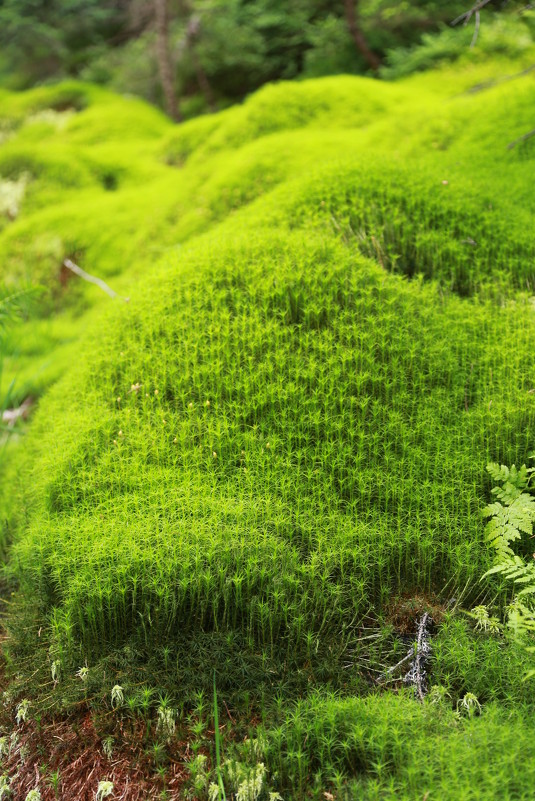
[
  {"left": 427, "top": 684, "right": 451, "bottom": 705},
  {"left": 467, "top": 605, "right": 502, "bottom": 634},
  {"left": 149, "top": 742, "right": 167, "bottom": 767},
  {"left": 456, "top": 692, "right": 482, "bottom": 718},
  {"left": 208, "top": 783, "right": 220, "bottom": 801},
  {"left": 186, "top": 753, "right": 210, "bottom": 797},
  {"left": 50, "top": 660, "right": 61, "bottom": 683},
  {"left": 226, "top": 762, "right": 266, "bottom": 801},
  {"left": 47, "top": 770, "right": 61, "bottom": 799},
  {"left": 156, "top": 694, "right": 176, "bottom": 741},
  {"left": 96, "top": 780, "right": 114, "bottom": 800},
  {"left": 125, "top": 696, "right": 137, "bottom": 718},
  {"left": 110, "top": 685, "right": 124, "bottom": 708},
  {"left": 102, "top": 736, "right": 114, "bottom": 760},
  {"left": 15, "top": 699, "right": 30, "bottom": 725},
  {"left": 0, "top": 775, "right": 11, "bottom": 800},
  {"left": 19, "top": 744, "right": 30, "bottom": 762}
]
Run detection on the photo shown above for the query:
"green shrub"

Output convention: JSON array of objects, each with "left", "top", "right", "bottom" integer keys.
[{"left": 382, "top": 16, "right": 535, "bottom": 80}]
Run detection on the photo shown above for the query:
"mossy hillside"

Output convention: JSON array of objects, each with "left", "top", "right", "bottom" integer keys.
[
  {"left": 0, "top": 83, "right": 169, "bottom": 195},
  {"left": 1, "top": 56, "right": 535, "bottom": 797},
  {"left": 2, "top": 81, "right": 381, "bottom": 323},
  {"left": 0, "top": 77, "right": 422, "bottom": 401},
  {"left": 162, "top": 76, "right": 417, "bottom": 164},
  {"left": 2, "top": 57, "right": 535, "bottom": 648}
]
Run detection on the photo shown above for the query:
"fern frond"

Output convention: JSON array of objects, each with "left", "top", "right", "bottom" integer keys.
[
  {"left": 487, "top": 462, "right": 530, "bottom": 500},
  {"left": 0, "top": 285, "right": 41, "bottom": 332},
  {"left": 483, "top": 460, "right": 535, "bottom": 659},
  {"left": 484, "top": 485, "right": 535, "bottom": 560},
  {"left": 487, "top": 462, "right": 511, "bottom": 485}
]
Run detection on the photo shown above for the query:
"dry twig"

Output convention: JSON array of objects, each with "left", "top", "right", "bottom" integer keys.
[
  {"left": 63, "top": 259, "right": 129, "bottom": 302},
  {"left": 507, "top": 127, "right": 535, "bottom": 150},
  {"left": 403, "top": 613, "right": 432, "bottom": 702},
  {"left": 2, "top": 396, "right": 33, "bottom": 427},
  {"left": 451, "top": 0, "right": 495, "bottom": 28}
]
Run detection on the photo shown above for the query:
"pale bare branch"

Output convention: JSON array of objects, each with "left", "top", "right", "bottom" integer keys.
[
  {"left": 507, "top": 127, "right": 535, "bottom": 149},
  {"left": 62, "top": 259, "right": 129, "bottom": 302}
]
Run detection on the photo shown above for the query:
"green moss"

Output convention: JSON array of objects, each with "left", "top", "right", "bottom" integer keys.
[
  {"left": 1, "top": 56, "right": 535, "bottom": 798},
  {"left": 265, "top": 692, "right": 535, "bottom": 799},
  {"left": 7, "top": 229, "right": 534, "bottom": 677},
  {"left": 431, "top": 616, "right": 532, "bottom": 706}
]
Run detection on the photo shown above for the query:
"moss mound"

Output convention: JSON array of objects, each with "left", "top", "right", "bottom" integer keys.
[{"left": 10, "top": 229, "right": 534, "bottom": 670}]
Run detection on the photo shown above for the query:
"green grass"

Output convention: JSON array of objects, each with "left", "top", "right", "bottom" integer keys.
[{"left": 1, "top": 49, "right": 535, "bottom": 798}]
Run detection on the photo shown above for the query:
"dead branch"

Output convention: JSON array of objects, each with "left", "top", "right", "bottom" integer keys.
[
  {"left": 2, "top": 397, "right": 33, "bottom": 427},
  {"left": 376, "top": 650, "right": 414, "bottom": 683},
  {"left": 403, "top": 613, "right": 432, "bottom": 702},
  {"left": 471, "top": 9, "right": 481, "bottom": 47},
  {"left": 507, "top": 127, "right": 535, "bottom": 149},
  {"left": 62, "top": 259, "right": 129, "bottom": 302},
  {"left": 451, "top": 0, "right": 496, "bottom": 47},
  {"left": 376, "top": 612, "right": 433, "bottom": 700},
  {"left": 462, "top": 62, "right": 535, "bottom": 94},
  {"left": 451, "top": 0, "right": 495, "bottom": 28}
]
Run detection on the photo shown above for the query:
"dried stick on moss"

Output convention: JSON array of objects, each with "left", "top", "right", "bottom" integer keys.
[
  {"left": 403, "top": 613, "right": 432, "bottom": 702},
  {"left": 63, "top": 259, "right": 129, "bottom": 302},
  {"left": 2, "top": 397, "right": 32, "bottom": 427},
  {"left": 451, "top": 0, "right": 495, "bottom": 28},
  {"left": 451, "top": 0, "right": 495, "bottom": 47},
  {"left": 507, "top": 128, "right": 535, "bottom": 150}
]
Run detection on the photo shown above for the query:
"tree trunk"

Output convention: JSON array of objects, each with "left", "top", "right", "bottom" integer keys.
[
  {"left": 185, "top": 15, "right": 216, "bottom": 112},
  {"left": 344, "top": 0, "right": 381, "bottom": 72},
  {"left": 191, "top": 46, "right": 216, "bottom": 111},
  {"left": 154, "top": 0, "right": 180, "bottom": 121}
]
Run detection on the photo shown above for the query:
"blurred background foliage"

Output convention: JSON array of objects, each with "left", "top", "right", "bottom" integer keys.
[{"left": 1, "top": 0, "right": 534, "bottom": 119}]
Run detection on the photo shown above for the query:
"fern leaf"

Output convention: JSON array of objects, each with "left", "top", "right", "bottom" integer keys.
[{"left": 517, "top": 585, "right": 535, "bottom": 597}]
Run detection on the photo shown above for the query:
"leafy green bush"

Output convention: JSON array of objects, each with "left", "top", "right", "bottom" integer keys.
[{"left": 382, "top": 16, "right": 535, "bottom": 79}]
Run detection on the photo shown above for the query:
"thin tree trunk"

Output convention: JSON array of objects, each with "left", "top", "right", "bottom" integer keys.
[
  {"left": 191, "top": 46, "right": 216, "bottom": 111},
  {"left": 344, "top": 0, "right": 381, "bottom": 72},
  {"left": 154, "top": 0, "right": 181, "bottom": 121},
  {"left": 185, "top": 15, "right": 216, "bottom": 112}
]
